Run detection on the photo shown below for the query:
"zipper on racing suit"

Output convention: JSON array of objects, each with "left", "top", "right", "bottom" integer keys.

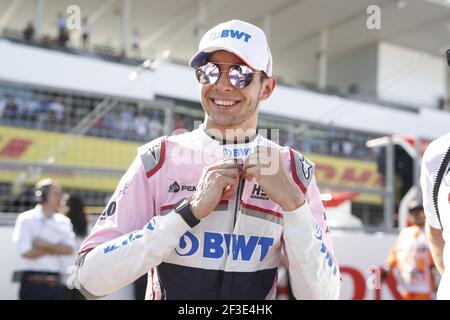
[
  {"left": 232, "top": 136, "right": 247, "bottom": 228},
  {"left": 233, "top": 176, "right": 245, "bottom": 227}
]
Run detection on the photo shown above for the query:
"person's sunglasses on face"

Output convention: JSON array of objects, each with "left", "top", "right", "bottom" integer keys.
[{"left": 195, "top": 62, "right": 266, "bottom": 89}]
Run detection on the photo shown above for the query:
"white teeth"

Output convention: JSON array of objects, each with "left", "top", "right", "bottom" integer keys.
[{"left": 213, "top": 99, "right": 237, "bottom": 106}]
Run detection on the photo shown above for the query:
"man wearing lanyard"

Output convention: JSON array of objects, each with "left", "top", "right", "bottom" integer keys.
[
  {"left": 12, "top": 178, "right": 76, "bottom": 300},
  {"left": 72, "top": 20, "right": 341, "bottom": 300}
]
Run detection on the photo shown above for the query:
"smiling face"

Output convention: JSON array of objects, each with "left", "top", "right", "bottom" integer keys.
[{"left": 199, "top": 50, "right": 276, "bottom": 134}]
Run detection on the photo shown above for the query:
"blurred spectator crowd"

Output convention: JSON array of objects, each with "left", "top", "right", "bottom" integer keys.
[
  {"left": 0, "top": 93, "right": 165, "bottom": 142},
  {"left": 0, "top": 87, "right": 380, "bottom": 161},
  {"left": 17, "top": 14, "right": 141, "bottom": 61}
]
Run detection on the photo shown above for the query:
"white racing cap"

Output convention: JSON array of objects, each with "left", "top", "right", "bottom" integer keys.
[{"left": 189, "top": 19, "right": 273, "bottom": 76}]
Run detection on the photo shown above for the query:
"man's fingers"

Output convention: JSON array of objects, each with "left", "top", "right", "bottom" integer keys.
[
  {"left": 243, "top": 158, "right": 272, "bottom": 175},
  {"left": 210, "top": 158, "right": 244, "bottom": 170},
  {"left": 209, "top": 168, "right": 241, "bottom": 179},
  {"left": 222, "top": 183, "right": 237, "bottom": 197},
  {"left": 242, "top": 161, "right": 255, "bottom": 173},
  {"left": 245, "top": 146, "right": 278, "bottom": 164},
  {"left": 219, "top": 176, "right": 238, "bottom": 189},
  {"left": 245, "top": 166, "right": 260, "bottom": 181}
]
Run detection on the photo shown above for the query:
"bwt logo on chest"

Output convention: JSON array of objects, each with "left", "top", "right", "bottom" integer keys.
[
  {"left": 210, "top": 29, "right": 252, "bottom": 42},
  {"left": 223, "top": 147, "right": 251, "bottom": 158}
]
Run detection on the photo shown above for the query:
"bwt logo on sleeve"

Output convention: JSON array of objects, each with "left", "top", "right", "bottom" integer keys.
[{"left": 210, "top": 29, "right": 252, "bottom": 42}]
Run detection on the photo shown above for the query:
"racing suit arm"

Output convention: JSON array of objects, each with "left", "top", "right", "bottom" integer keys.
[
  {"left": 72, "top": 153, "right": 193, "bottom": 298},
  {"left": 75, "top": 211, "right": 191, "bottom": 299},
  {"left": 282, "top": 202, "right": 341, "bottom": 300}
]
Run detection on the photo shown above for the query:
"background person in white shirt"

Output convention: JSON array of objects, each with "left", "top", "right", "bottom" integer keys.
[
  {"left": 12, "top": 178, "right": 76, "bottom": 300},
  {"left": 81, "top": 17, "right": 91, "bottom": 49}
]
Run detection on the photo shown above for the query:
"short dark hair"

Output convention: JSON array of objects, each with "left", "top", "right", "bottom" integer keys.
[
  {"left": 447, "top": 48, "right": 450, "bottom": 67},
  {"left": 258, "top": 71, "right": 268, "bottom": 84},
  {"left": 35, "top": 178, "right": 55, "bottom": 203},
  {"left": 409, "top": 204, "right": 424, "bottom": 214}
]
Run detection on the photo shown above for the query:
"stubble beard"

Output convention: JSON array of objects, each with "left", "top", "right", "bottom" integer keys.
[{"left": 206, "top": 83, "right": 263, "bottom": 128}]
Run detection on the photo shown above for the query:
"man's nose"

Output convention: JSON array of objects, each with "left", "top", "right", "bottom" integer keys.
[{"left": 214, "top": 70, "right": 234, "bottom": 91}]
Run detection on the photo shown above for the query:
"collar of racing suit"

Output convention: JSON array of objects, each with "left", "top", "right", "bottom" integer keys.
[
  {"left": 193, "top": 124, "right": 265, "bottom": 162},
  {"left": 201, "top": 125, "right": 258, "bottom": 145}
]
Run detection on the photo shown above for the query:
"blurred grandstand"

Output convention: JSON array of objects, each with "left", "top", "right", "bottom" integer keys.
[{"left": 0, "top": 0, "right": 449, "bottom": 300}]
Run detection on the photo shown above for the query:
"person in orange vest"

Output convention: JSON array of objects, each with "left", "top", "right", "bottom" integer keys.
[{"left": 383, "top": 204, "right": 437, "bottom": 300}]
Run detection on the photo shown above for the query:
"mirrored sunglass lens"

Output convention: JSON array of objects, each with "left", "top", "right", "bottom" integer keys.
[
  {"left": 201, "top": 63, "right": 220, "bottom": 85},
  {"left": 196, "top": 69, "right": 209, "bottom": 84},
  {"left": 229, "top": 65, "right": 254, "bottom": 88},
  {"left": 228, "top": 68, "right": 242, "bottom": 88}
]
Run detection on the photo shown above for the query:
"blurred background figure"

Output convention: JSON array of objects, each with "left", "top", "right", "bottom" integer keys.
[
  {"left": 2, "top": 95, "right": 19, "bottom": 121},
  {"left": 11, "top": 179, "right": 76, "bottom": 300},
  {"left": 59, "top": 194, "right": 88, "bottom": 300},
  {"left": 56, "top": 27, "right": 70, "bottom": 48},
  {"left": 148, "top": 111, "right": 163, "bottom": 139},
  {"left": 23, "top": 22, "right": 35, "bottom": 42},
  {"left": 55, "top": 13, "right": 65, "bottom": 33},
  {"left": 382, "top": 204, "right": 437, "bottom": 300},
  {"left": 80, "top": 17, "right": 91, "bottom": 50},
  {"left": 47, "top": 97, "right": 65, "bottom": 125},
  {"left": 133, "top": 109, "right": 149, "bottom": 141},
  {"left": 131, "top": 28, "right": 140, "bottom": 59}
]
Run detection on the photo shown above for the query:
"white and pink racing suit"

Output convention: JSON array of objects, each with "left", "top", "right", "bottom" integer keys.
[{"left": 73, "top": 125, "right": 341, "bottom": 299}]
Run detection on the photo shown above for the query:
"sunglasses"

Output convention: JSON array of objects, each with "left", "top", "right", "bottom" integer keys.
[{"left": 195, "top": 62, "right": 265, "bottom": 89}]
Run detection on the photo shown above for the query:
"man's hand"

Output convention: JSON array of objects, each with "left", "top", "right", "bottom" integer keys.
[
  {"left": 243, "top": 146, "right": 305, "bottom": 211},
  {"left": 33, "top": 238, "right": 53, "bottom": 250},
  {"left": 33, "top": 238, "right": 73, "bottom": 255},
  {"left": 22, "top": 239, "right": 53, "bottom": 259},
  {"left": 190, "top": 159, "right": 242, "bottom": 219}
]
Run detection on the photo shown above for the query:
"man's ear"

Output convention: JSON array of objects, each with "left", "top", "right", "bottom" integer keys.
[{"left": 259, "top": 76, "right": 277, "bottom": 101}]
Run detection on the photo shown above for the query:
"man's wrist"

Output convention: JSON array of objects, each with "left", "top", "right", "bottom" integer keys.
[
  {"left": 189, "top": 199, "right": 201, "bottom": 220},
  {"left": 280, "top": 193, "right": 305, "bottom": 211}
]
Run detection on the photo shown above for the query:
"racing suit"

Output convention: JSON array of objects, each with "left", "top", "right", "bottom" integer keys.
[{"left": 73, "top": 125, "right": 341, "bottom": 299}]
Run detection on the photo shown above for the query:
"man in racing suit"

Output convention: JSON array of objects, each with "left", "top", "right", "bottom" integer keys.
[{"left": 72, "top": 19, "right": 341, "bottom": 300}]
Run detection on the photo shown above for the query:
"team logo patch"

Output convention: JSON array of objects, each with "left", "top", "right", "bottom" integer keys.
[
  {"left": 209, "top": 32, "right": 220, "bottom": 41},
  {"left": 169, "top": 181, "right": 180, "bottom": 193},
  {"left": 223, "top": 147, "right": 251, "bottom": 159},
  {"left": 300, "top": 156, "right": 313, "bottom": 180},
  {"left": 168, "top": 181, "right": 196, "bottom": 193},
  {"left": 250, "top": 184, "right": 269, "bottom": 201}
]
